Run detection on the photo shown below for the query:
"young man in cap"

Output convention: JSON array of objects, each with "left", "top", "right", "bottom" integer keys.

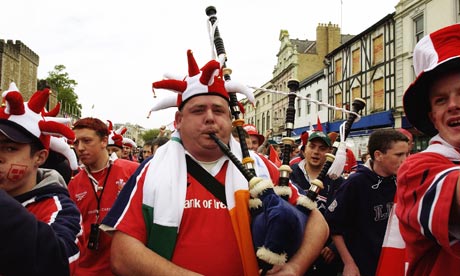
[
  {"left": 325, "top": 129, "right": 409, "bottom": 276},
  {"left": 68, "top": 117, "right": 139, "bottom": 275},
  {"left": 395, "top": 24, "right": 460, "bottom": 275},
  {"left": 101, "top": 50, "right": 329, "bottom": 275},
  {"left": 243, "top": 123, "right": 265, "bottom": 152},
  {"left": 290, "top": 130, "right": 345, "bottom": 276},
  {"left": 0, "top": 85, "right": 81, "bottom": 275}
]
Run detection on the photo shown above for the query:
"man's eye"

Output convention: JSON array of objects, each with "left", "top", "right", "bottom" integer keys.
[{"left": 433, "top": 97, "right": 446, "bottom": 104}]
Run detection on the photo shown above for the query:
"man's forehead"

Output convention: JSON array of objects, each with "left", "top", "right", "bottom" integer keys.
[{"left": 184, "top": 95, "right": 229, "bottom": 107}]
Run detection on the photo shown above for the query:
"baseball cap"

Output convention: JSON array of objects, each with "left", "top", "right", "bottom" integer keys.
[
  {"left": 308, "top": 131, "right": 331, "bottom": 147},
  {"left": 243, "top": 124, "right": 265, "bottom": 145},
  {"left": 0, "top": 119, "right": 38, "bottom": 144}
]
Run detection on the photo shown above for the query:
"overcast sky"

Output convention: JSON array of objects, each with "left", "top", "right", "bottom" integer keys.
[{"left": 1, "top": 0, "right": 399, "bottom": 129}]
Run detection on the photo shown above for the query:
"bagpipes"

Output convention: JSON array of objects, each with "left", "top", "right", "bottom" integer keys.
[
  {"left": 205, "top": 6, "right": 256, "bottom": 176},
  {"left": 206, "top": 6, "right": 366, "bottom": 274},
  {"left": 205, "top": 6, "right": 307, "bottom": 273}
]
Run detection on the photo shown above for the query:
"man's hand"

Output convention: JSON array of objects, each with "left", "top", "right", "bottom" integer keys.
[
  {"left": 320, "top": 246, "right": 336, "bottom": 264},
  {"left": 265, "top": 129, "right": 273, "bottom": 138}
]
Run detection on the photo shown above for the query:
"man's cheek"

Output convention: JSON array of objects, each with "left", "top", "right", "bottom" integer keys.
[{"left": 7, "top": 164, "right": 28, "bottom": 181}]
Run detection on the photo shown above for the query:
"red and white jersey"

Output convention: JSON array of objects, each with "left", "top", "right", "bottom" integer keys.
[{"left": 396, "top": 151, "right": 460, "bottom": 275}]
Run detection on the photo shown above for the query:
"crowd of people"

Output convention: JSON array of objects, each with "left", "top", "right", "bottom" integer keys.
[{"left": 1, "top": 23, "right": 460, "bottom": 276}]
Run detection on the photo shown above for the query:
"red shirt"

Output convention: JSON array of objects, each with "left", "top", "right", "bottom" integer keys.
[{"left": 68, "top": 158, "right": 138, "bottom": 275}]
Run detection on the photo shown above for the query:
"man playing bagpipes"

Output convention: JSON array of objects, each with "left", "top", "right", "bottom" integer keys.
[{"left": 100, "top": 50, "right": 328, "bottom": 276}]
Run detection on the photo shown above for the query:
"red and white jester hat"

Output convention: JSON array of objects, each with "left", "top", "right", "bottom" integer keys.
[
  {"left": 150, "top": 49, "right": 255, "bottom": 111},
  {"left": 0, "top": 82, "right": 75, "bottom": 149},
  {"left": 403, "top": 23, "right": 460, "bottom": 136},
  {"left": 107, "top": 120, "right": 125, "bottom": 148}
]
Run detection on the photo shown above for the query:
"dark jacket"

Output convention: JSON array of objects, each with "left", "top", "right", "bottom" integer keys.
[
  {"left": 0, "top": 169, "right": 81, "bottom": 276},
  {"left": 325, "top": 164, "right": 396, "bottom": 276}
]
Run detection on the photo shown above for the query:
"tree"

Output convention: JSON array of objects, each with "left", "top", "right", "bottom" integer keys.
[
  {"left": 142, "top": 129, "right": 160, "bottom": 143},
  {"left": 40, "top": 65, "right": 82, "bottom": 117}
]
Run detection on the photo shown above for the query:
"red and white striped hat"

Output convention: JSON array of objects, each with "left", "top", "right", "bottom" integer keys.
[
  {"left": 403, "top": 24, "right": 460, "bottom": 136},
  {"left": 0, "top": 83, "right": 75, "bottom": 149},
  {"left": 151, "top": 50, "right": 255, "bottom": 111}
]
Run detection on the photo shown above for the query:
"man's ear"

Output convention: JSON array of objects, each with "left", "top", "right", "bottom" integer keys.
[
  {"left": 35, "top": 149, "right": 49, "bottom": 167},
  {"left": 175, "top": 111, "right": 183, "bottom": 130},
  {"left": 101, "top": 136, "right": 108, "bottom": 149},
  {"left": 374, "top": 150, "right": 383, "bottom": 162}
]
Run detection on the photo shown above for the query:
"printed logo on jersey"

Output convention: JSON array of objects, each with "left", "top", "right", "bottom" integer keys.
[
  {"left": 328, "top": 199, "right": 338, "bottom": 212},
  {"left": 75, "top": 191, "right": 87, "bottom": 201},
  {"left": 115, "top": 178, "right": 127, "bottom": 193}
]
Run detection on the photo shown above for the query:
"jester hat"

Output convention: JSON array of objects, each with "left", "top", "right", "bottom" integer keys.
[
  {"left": 0, "top": 82, "right": 75, "bottom": 151},
  {"left": 107, "top": 120, "right": 125, "bottom": 148},
  {"left": 150, "top": 50, "right": 255, "bottom": 112}
]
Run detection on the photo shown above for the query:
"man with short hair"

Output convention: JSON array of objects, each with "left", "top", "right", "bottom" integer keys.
[
  {"left": 101, "top": 50, "right": 329, "bottom": 275},
  {"left": 141, "top": 141, "right": 153, "bottom": 160},
  {"left": 0, "top": 84, "right": 81, "bottom": 275},
  {"left": 68, "top": 117, "right": 138, "bottom": 275},
  {"left": 325, "top": 129, "right": 409, "bottom": 276},
  {"left": 395, "top": 24, "right": 460, "bottom": 275},
  {"left": 290, "top": 130, "right": 344, "bottom": 275},
  {"left": 243, "top": 123, "right": 265, "bottom": 152}
]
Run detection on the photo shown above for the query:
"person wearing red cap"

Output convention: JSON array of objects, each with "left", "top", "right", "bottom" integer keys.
[
  {"left": 100, "top": 50, "right": 328, "bottom": 275},
  {"left": 243, "top": 123, "right": 265, "bottom": 152},
  {"left": 0, "top": 84, "right": 81, "bottom": 275},
  {"left": 68, "top": 117, "right": 139, "bottom": 275},
  {"left": 394, "top": 24, "right": 460, "bottom": 275}
]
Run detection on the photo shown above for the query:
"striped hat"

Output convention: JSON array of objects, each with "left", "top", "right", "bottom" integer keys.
[{"left": 403, "top": 24, "right": 460, "bottom": 136}]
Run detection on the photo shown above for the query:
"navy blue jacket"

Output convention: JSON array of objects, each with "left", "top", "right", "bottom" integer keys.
[
  {"left": 325, "top": 164, "right": 396, "bottom": 276},
  {"left": 0, "top": 169, "right": 81, "bottom": 276},
  {"left": 290, "top": 161, "right": 344, "bottom": 214}
]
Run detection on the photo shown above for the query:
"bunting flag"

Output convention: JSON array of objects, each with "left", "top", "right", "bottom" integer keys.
[
  {"left": 316, "top": 116, "right": 323, "bottom": 131},
  {"left": 375, "top": 198, "right": 407, "bottom": 276},
  {"left": 268, "top": 145, "right": 281, "bottom": 167}
]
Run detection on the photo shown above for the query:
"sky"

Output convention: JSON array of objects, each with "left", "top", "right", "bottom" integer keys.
[{"left": 0, "top": 0, "right": 399, "bottom": 129}]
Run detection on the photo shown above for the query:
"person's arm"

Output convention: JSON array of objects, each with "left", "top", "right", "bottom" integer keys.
[
  {"left": 267, "top": 208, "right": 329, "bottom": 275},
  {"left": 0, "top": 189, "right": 78, "bottom": 276},
  {"left": 331, "top": 234, "right": 360, "bottom": 276},
  {"left": 449, "top": 175, "right": 460, "bottom": 238},
  {"left": 111, "top": 231, "right": 203, "bottom": 276}
]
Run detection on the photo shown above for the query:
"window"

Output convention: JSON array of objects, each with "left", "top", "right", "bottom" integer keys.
[
  {"left": 335, "top": 59, "right": 342, "bottom": 82},
  {"left": 352, "top": 48, "right": 361, "bottom": 74},
  {"left": 334, "top": 93, "right": 342, "bottom": 120},
  {"left": 316, "top": 89, "right": 322, "bottom": 111},
  {"left": 352, "top": 86, "right": 361, "bottom": 101},
  {"left": 372, "top": 78, "right": 384, "bottom": 111},
  {"left": 373, "top": 35, "right": 384, "bottom": 65},
  {"left": 266, "top": 112, "right": 270, "bottom": 131},
  {"left": 414, "top": 15, "right": 424, "bottom": 43},
  {"left": 297, "top": 98, "right": 301, "bottom": 117},
  {"left": 306, "top": 94, "right": 311, "bottom": 115},
  {"left": 262, "top": 113, "right": 265, "bottom": 132}
]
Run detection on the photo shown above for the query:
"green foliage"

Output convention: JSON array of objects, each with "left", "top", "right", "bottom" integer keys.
[
  {"left": 142, "top": 129, "right": 160, "bottom": 143},
  {"left": 41, "top": 65, "right": 82, "bottom": 117}
]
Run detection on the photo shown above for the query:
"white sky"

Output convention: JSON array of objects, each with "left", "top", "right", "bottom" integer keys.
[{"left": 0, "top": 0, "right": 399, "bottom": 129}]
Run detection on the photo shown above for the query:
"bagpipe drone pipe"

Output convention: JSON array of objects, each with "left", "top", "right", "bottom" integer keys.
[
  {"left": 206, "top": 6, "right": 366, "bottom": 274},
  {"left": 205, "top": 6, "right": 310, "bottom": 274}
]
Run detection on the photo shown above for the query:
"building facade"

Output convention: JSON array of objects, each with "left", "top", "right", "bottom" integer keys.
[
  {"left": 243, "top": 24, "right": 352, "bottom": 140},
  {"left": 323, "top": 13, "right": 396, "bottom": 157},
  {"left": 395, "top": 0, "right": 459, "bottom": 152},
  {"left": 0, "top": 39, "right": 39, "bottom": 100}
]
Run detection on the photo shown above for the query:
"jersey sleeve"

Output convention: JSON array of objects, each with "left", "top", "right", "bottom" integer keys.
[
  {"left": 101, "top": 160, "right": 149, "bottom": 244},
  {"left": 0, "top": 189, "right": 80, "bottom": 275},
  {"left": 396, "top": 152, "right": 460, "bottom": 256}
]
